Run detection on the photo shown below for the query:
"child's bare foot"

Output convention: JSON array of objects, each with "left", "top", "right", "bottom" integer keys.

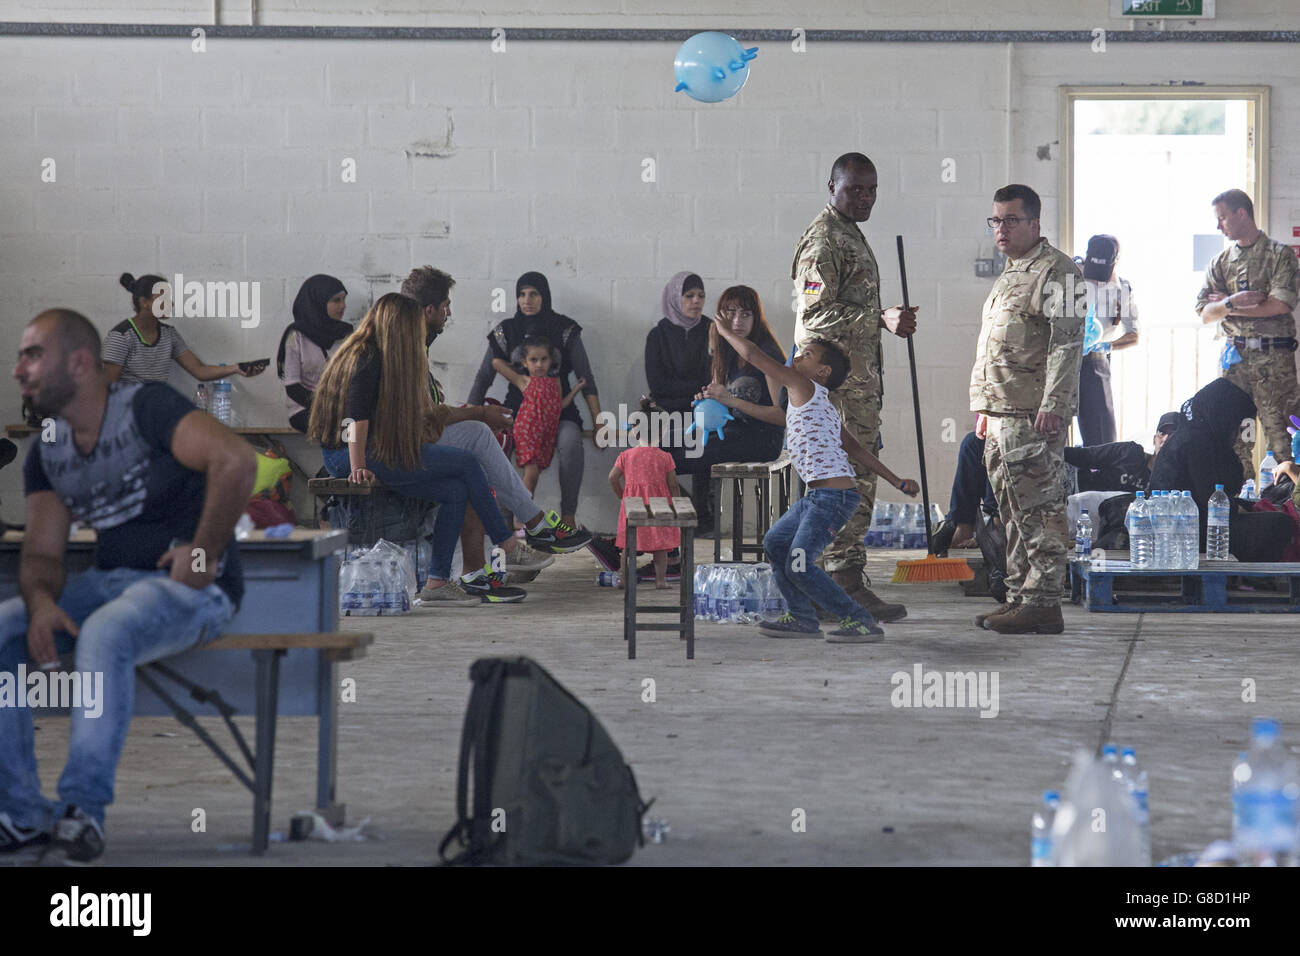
[{"left": 952, "top": 522, "right": 976, "bottom": 549}]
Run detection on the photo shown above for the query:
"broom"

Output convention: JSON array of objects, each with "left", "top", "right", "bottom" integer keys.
[{"left": 890, "top": 234, "right": 974, "bottom": 584}]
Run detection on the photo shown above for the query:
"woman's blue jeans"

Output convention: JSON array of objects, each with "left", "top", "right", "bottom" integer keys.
[
  {"left": 763, "top": 487, "right": 874, "bottom": 625},
  {"left": 322, "top": 443, "right": 512, "bottom": 581}
]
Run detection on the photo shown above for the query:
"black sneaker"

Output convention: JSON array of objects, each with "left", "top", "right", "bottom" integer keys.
[
  {"left": 38, "top": 806, "right": 104, "bottom": 866},
  {"left": 758, "top": 613, "right": 822, "bottom": 638},
  {"left": 460, "top": 569, "right": 527, "bottom": 604},
  {"left": 826, "top": 616, "right": 885, "bottom": 643},
  {"left": 637, "top": 562, "right": 682, "bottom": 584},
  {"left": 0, "top": 812, "right": 50, "bottom": 861},
  {"left": 586, "top": 536, "right": 622, "bottom": 572},
  {"left": 526, "top": 510, "right": 592, "bottom": 554}
]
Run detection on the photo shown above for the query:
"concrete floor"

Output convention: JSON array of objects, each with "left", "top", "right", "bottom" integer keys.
[{"left": 16, "top": 543, "right": 1299, "bottom": 866}]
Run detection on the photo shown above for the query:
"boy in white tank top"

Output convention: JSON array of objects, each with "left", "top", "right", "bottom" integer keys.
[{"left": 710, "top": 315, "right": 918, "bottom": 642}]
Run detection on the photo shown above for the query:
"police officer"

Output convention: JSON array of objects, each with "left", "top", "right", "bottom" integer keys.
[
  {"left": 1194, "top": 188, "right": 1300, "bottom": 478},
  {"left": 792, "top": 152, "right": 917, "bottom": 623},
  {"left": 970, "top": 184, "right": 1083, "bottom": 636}
]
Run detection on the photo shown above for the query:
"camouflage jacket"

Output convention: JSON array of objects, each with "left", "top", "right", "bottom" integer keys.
[
  {"left": 791, "top": 203, "right": 882, "bottom": 395},
  {"left": 1194, "top": 232, "right": 1299, "bottom": 338},
  {"left": 970, "top": 237, "right": 1084, "bottom": 419}
]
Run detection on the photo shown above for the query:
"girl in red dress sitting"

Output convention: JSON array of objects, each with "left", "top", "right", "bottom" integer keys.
[
  {"left": 610, "top": 399, "right": 682, "bottom": 589},
  {"left": 494, "top": 335, "right": 586, "bottom": 496}
]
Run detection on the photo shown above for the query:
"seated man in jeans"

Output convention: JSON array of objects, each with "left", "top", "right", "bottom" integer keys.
[{"left": 1, "top": 309, "right": 256, "bottom": 864}]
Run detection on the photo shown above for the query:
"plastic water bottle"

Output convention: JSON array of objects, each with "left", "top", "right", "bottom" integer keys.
[
  {"left": 1242, "top": 479, "right": 1257, "bottom": 501},
  {"left": 1031, "top": 790, "right": 1061, "bottom": 867},
  {"left": 1102, "top": 743, "right": 1119, "bottom": 767},
  {"left": 234, "top": 512, "right": 255, "bottom": 541},
  {"left": 596, "top": 571, "right": 620, "bottom": 587},
  {"left": 1075, "top": 510, "right": 1092, "bottom": 559},
  {"left": 1232, "top": 717, "right": 1299, "bottom": 866},
  {"left": 719, "top": 567, "right": 743, "bottom": 622},
  {"left": 1207, "top": 484, "right": 1231, "bottom": 560},
  {"left": 355, "top": 556, "right": 379, "bottom": 616},
  {"left": 1179, "top": 491, "right": 1200, "bottom": 570},
  {"left": 1149, "top": 491, "right": 1171, "bottom": 569},
  {"left": 878, "top": 503, "right": 897, "bottom": 549},
  {"left": 908, "top": 504, "right": 928, "bottom": 549},
  {"left": 739, "top": 566, "right": 761, "bottom": 623},
  {"left": 693, "top": 565, "right": 710, "bottom": 618},
  {"left": 760, "top": 567, "right": 786, "bottom": 622},
  {"left": 1120, "top": 747, "right": 1152, "bottom": 866},
  {"left": 1126, "top": 492, "right": 1153, "bottom": 569},
  {"left": 864, "top": 509, "right": 882, "bottom": 548},
  {"left": 1259, "top": 451, "right": 1277, "bottom": 494},
  {"left": 211, "top": 379, "right": 233, "bottom": 426},
  {"left": 194, "top": 383, "right": 208, "bottom": 412}
]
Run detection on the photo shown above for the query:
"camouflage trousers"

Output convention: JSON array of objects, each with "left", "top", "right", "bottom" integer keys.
[
  {"left": 984, "top": 415, "right": 1069, "bottom": 608},
  {"left": 1222, "top": 348, "right": 1300, "bottom": 475},
  {"left": 820, "top": 387, "right": 881, "bottom": 575}
]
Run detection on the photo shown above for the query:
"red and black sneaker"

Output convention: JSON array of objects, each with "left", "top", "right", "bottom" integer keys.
[{"left": 526, "top": 510, "right": 592, "bottom": 554}]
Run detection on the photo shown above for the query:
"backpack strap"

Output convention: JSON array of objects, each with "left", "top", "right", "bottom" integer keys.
[{"left": 439, "top": 658, "right": 507, "bottom": 865}]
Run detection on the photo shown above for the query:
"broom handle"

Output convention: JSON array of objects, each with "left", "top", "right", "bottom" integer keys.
[{"left": 896, "top": 235, "right": 936, "bottom": 549}]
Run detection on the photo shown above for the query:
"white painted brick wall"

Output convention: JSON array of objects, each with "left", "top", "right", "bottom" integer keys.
[{"left": 3, "top": 21, "right": 1300, "bottom": 528}]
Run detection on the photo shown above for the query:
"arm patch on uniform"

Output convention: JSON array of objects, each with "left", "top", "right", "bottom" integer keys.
[{"left": 802, "top": 280, "right": 823, "bottom": 296}]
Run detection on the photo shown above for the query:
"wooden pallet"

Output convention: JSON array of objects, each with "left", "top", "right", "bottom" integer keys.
[{"left": 1076, "top": 559, "right": 1300, "bottom": 613}]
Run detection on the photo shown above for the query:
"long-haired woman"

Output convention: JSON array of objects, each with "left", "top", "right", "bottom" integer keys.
[
  {"left": 308, "top": 293, "right": 518, "bottom": 603},
  {"left": 674, "top": 285, "right": 787, "bottom": 480}
]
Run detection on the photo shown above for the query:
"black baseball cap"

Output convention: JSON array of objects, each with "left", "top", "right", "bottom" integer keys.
[
  {"left": 1157, "top": 412, "right": 1182, "bottom": 435},
  {"left": 1082, "top": 234, "right": 1119, "bottom": 281}
]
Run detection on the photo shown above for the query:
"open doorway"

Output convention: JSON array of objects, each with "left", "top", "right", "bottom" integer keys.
[{"left": 1059, "top": 86, "right": 1268, "bottom": 445}]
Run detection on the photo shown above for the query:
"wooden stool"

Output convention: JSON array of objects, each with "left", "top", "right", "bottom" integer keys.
[
  {"left": 623, "top": 496, "right": 697, "bottom": 660},
  {"left": 710, "top": 453, "right": 794, "bottom": 563}
]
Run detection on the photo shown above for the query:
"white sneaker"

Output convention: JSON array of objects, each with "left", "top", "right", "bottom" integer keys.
[
  {"left": 414, "top": 580, "right": 480, "bottom": 607},
  {"left": 504, "top": 542, "right": 555, "bottom": 573}
]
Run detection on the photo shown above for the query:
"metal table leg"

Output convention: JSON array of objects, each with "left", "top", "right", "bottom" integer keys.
[
  {"left": 251, "top": 648, "right": 283, "bottom": 855},
  {"left": 712, "top": 476, "right": 722, "bottom": 563}
]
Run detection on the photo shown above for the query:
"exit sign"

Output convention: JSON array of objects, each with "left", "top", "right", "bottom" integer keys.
[{"left": 1113, "top": 0, "right": 1215, "bottom": 17}]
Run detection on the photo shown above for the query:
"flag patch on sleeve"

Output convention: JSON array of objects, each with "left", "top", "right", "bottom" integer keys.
[{"left": 802, "top": 280, "right": 823, "bottom": 295}]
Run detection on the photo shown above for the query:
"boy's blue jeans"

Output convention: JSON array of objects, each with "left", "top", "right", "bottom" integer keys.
[
  {"left": 764, "top": 487, "right": 876, "bottom": 625},
  {"left": 0, "top": 568, "right": 234, "bottom": 830}
]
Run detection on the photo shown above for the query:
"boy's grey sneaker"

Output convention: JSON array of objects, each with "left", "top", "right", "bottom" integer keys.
[
  {"left": 0, "top": 812, "right": 50, "bottom": 862},
  {"left": 504, "top": 542, "right": 554, "bottom": 573},
  {"left": 826, "top": 617, "right": 885, "bottom": 643},
  {"left": 38, "top": 806, "right": 104, "bottom": 866},
  {"left": 415, "top": 580, "right": 481, "bottom": 607},
  {"left": 758, "top": 613, "right": 823, "bottom": 638},
  {"left": 525, "top": 510, "right": 593, "bottom": 554}
]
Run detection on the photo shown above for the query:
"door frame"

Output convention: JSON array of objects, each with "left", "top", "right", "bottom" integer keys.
[{"left": 1057, "top": 85, "right": 1269, "bottom": 258}]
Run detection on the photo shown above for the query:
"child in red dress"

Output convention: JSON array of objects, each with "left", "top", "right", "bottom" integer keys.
[
  {"left": 610, "top": 399, "right": 682, "bottom": 589},
  {"left": 494, "top": 336, "right": 586, "bottom": 496}
]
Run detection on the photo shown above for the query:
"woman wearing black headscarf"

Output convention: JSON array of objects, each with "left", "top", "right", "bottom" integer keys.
[
  {"left": 1148, "top": 377, "right": 1293, "bottom": 561},
  {"left": 468, "top": 271, "right": 601, "bottom": 528},
  {"left": 278, "top": 274, "right": 351, "bottom": 433}
]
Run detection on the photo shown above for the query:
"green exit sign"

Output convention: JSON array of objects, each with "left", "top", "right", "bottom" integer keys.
[{"left": 1114, "top": 0, "right": 1215, "bottom": 16}]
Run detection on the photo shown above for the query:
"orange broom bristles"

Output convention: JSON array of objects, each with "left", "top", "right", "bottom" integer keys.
[{"left": 890, "top": 553, "right": 975, "bottom": 584}]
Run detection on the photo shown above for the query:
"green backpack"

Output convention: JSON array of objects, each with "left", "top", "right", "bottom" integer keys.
[{"left": 438, "top": 657, "right": 650, "bottom": 866}]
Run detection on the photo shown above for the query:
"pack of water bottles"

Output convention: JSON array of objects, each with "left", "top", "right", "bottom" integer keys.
[
  {"left": 1123, "top": 489, "right": 1201, "bottom": 570},
  {"left": 1033, "top": 744, "right": 1150, "bottom": 867},
  {"left": 692, "top": 563, "right": 787, "bottom": 624},
  {"left": 865, "top": 503, "right": 941, "bottom": 549},
  {"left": 339, "top": 538, "right": 418, "bottom": 616}
]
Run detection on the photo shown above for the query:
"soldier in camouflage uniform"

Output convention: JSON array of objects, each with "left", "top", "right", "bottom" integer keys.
[
  {"left": 970, "top": 184, "right": 1084, "bottom": 636},
  {"left": 791, "top": 152, "right": 917, "bottom": 623},
  {"left": 1194, "top": 188, "right": 1300, "bottom": 478}
]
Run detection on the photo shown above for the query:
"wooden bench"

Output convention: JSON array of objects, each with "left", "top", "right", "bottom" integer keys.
[
  {"left": 623, "top": 496, "right": 698, "bottom": 660},
  {"left": 0, "top": 528, "right": 364, "bottom": 855},
  {"left": 710, "top": 453, "right": 795, "bottom": 563}
]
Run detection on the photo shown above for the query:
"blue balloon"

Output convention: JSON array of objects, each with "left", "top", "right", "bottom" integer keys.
[
  {"left": 687, "top": 398, "right": 735, "bottom": 447},
  {"left": 673, "top": 32, "right": 758, "bottom": 103}
]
